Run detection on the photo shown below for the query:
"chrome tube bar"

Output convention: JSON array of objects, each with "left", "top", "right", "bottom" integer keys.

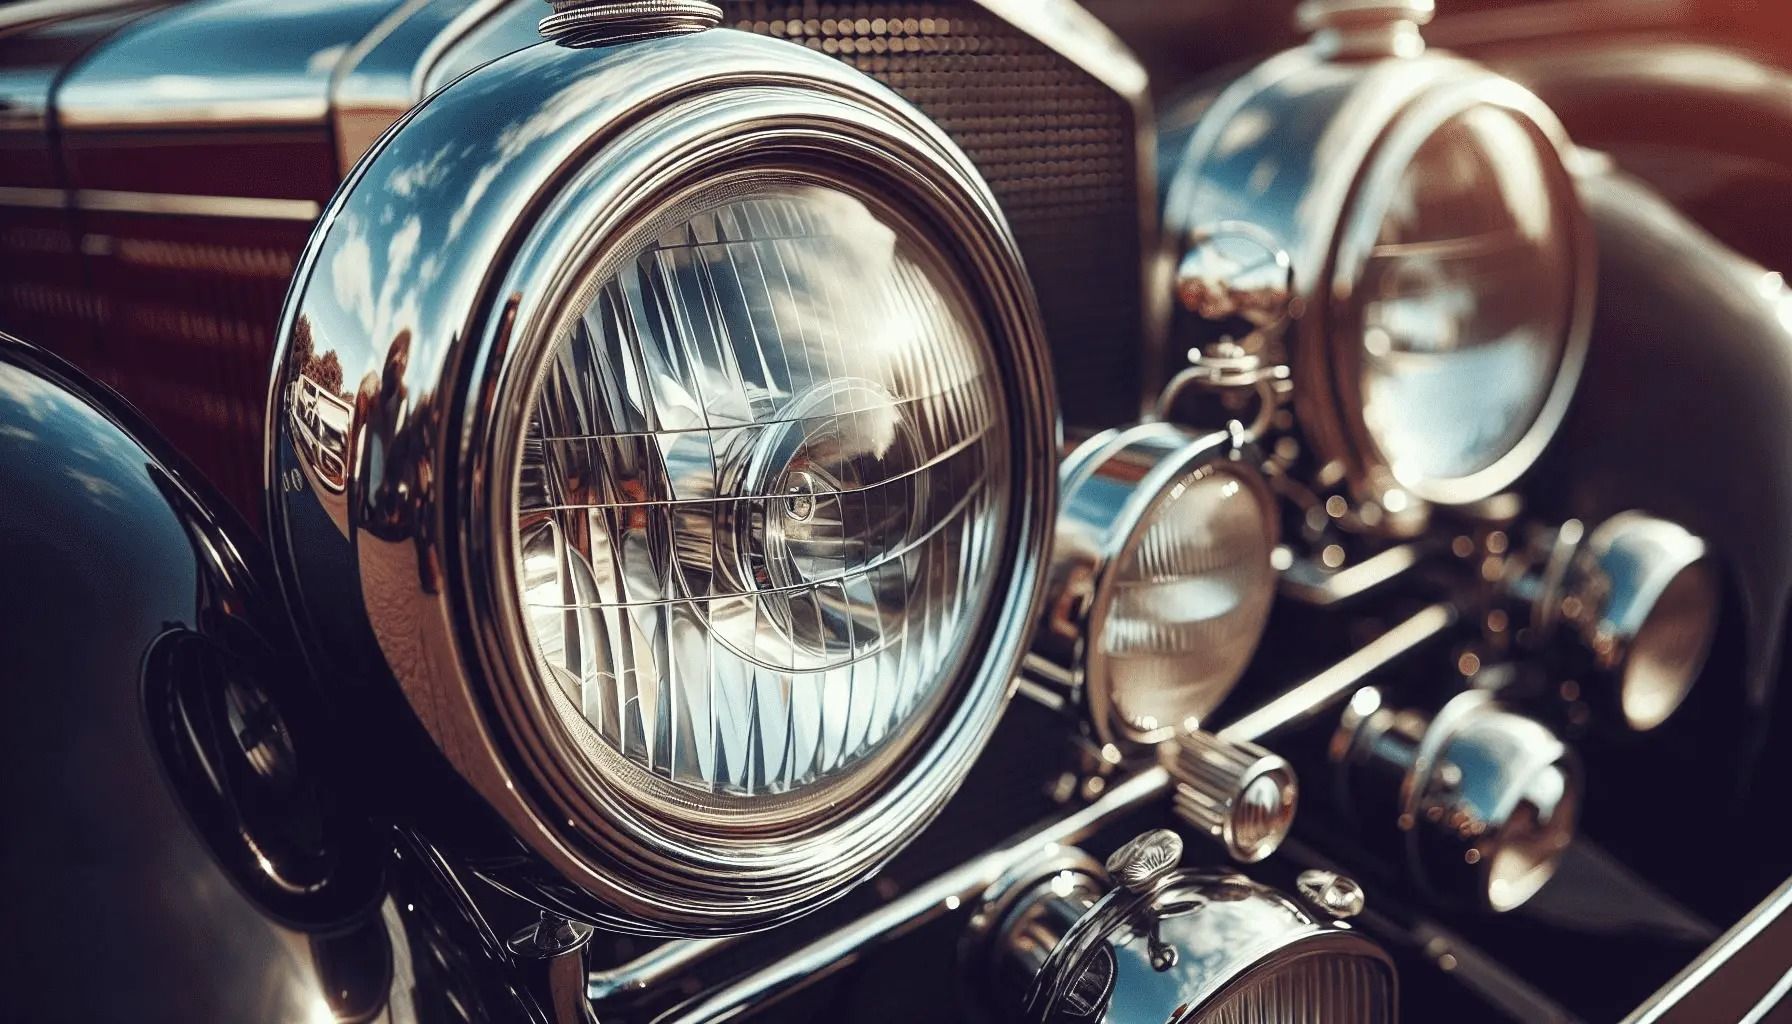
[
  {"left": 1218, "top": 602, "right": 1456, "bottom": 742},
  {"left": 589, "top": 601, "right": 1457, "bottom": 1018}
]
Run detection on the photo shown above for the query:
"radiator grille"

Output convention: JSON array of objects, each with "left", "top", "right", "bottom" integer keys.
[
  {"left": 1200, "top": 953, "right": 1395, "bottom": 1024},
  {"left": 724, "top": 2, "right": 1148, "bottom": 427}
]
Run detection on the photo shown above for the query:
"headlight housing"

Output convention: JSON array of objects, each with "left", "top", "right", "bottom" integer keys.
[
  {"left": 269, "top": 29, "right": 1055, "bottom": 934},
  {"left": 1036, "top": 425, "right": 1278, "bottom": 744},
  {"left": 1162, "top": 16, "right": 1592, "bottom": 514}
]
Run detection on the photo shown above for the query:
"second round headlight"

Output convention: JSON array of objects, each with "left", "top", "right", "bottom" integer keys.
[{"left": 1038, "top": 425, "right": 1278, "bottom": 744}]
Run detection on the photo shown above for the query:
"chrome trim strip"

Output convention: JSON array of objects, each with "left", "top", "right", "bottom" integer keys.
[
  {"left": 1279, "top": 542, "right": 1427, "bottom": 607},
  {"left": 0, "top": 186, "right": 70, "bottom": 209},
  {"left": 1624, "top": 876, "right": 1792, "bottom": 1024},
  {"left": 1740, "top": 969, "right": 1792, "bottom": 1024},
  {"left": 1217, "top": 602, "right": 1456, "bottom": 743},
  {"left": 70, "top": 189, "right": 322, "bottom": 221},
  {"left": 590, "top": 602, "right": 1455, "bottom": 1015},
  {"left": 55, "top": 97, "right": 331, "bottom": 129}
]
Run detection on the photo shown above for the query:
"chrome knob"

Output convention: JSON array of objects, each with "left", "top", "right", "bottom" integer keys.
[
  {"left": 1168, "top": 731, "right": 1298, "bottom": 863},
  {"left": 1297, "top": 870, "right": 1367, "bottom": 920},
  {"left": 538, "top": 0, "right": 723, "bottom": 46},
  {"left": 1297, "top": 0, "right": 1433, "bottom": 58},
  {"left": 1105, "top": 829, "right": 1184, "bottom": 893}
]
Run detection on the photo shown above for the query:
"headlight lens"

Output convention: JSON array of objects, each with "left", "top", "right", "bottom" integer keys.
[
  {"left": 1100, "top": 461, "right": 1276, "bottom": 736},
  {"left": 516, "top": 179, "right": 1009, "bottom": 804},
  {"left": 1044, "top": 425, "right": 1278, "bottom": 743},
  {"left": 1347, "top": 104, "right": 1575, "bottom": 490}
]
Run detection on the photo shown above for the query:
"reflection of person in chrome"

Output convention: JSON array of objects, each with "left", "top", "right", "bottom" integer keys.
[{"left": 354, "top": 329, "right": 412, "bottom": 542}]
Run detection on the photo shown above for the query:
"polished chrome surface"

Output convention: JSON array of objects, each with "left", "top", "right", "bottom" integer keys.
[
  {"left": 330, "top": 0, "right": 516, "bottom": 172},
  {"left": 1161, "top": 32, "right": 1593, "bottom": 514},
  {"left": 268, "top": 28, "right": 1055, "bottom": 934},
  {"left": 1333, "top": 688, "right": 1581, "bottom": 912},
  {"left": 1167, "top": 731, "right": 1297, "bottom": 864},
  {"left": 537, "top": 0, "right": 721, "bottom": 46},
  {"left": 55, "top": 0, "right": 398, "bottom": 129},
  {"left": 514, "top": 178, "right": 1012, "bottom": 809},
  {"left": 975, "top": 839, "right": 1396, "bottom": 1023},
  {"left": 1572, "top": 512, "right": 1718, "bottom": 731},
  {"left": 1298, "top": 0, "right": 1434, "bottom": 59},
  {"left": 1037, "top": 423, "right": 1278, "bottom": 744},
  {"left": 1106, "top": 828, "right": 1184, "bottom": 893}
]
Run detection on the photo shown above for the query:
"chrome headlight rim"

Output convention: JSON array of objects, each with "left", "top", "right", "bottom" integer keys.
[
  {"left": 1164, "top": 49, "right": 1594, "bottom": 513},
  {"left": 1322, "top": 75, "right": 1593, "bottom": 509},
  {"left": 1044, "top": 423, "right": 1279, "bottom": 745},
  {"left": 268, "top": 32, "right": 1056, "bottom": 935},
  {"left": 461, "top": 87, "right": 1055, "bottom": 930}
]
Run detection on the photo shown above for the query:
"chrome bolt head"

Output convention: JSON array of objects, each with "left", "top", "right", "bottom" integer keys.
[
  {"left": 1106, "top": 829, "right": 1184, "bottom": 893},
  {"left": 1297, "top": 869, "right": 1367, "bottom": 920}
]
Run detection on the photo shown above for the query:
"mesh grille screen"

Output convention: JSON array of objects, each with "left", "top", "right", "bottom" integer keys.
[
  {"left": 1199, "top": 954, "right": 1395, "bottom": 1024},
  {"left": 723, "top": 2, "right": 1147, "bottom": 426}
]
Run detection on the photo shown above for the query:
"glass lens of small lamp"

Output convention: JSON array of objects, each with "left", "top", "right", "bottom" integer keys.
[
  {"left": 1486, "top": 762, "right": 1578, "bottom": 912},
  {"left": 1353, "top": 105, "right": 1574, "bottom": 487},
  {"left": 1101, "top": 467, "right": 1274, "bottom": 736},
  {"left": 514, "top": 180, "right": 1010, "bottom": 805},
  {"left": 1623, "top": 563, "right": 1718, "bottom": 731}
]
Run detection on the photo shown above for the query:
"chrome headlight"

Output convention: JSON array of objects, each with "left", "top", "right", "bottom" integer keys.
[
  {"left": 1163, "top": 2, "right": 1592, "bottom": 513},
  {"left": 1035, "top": 425, "right": 1279, "bottom": 744},
  {"left": 269, "top": 29, "right": 1055, "bottom": 934}
]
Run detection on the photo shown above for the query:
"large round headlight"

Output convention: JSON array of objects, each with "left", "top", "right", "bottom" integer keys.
[
  {"left": 268, "top": 29, "right": 1054, "bottom": 934},
  {"left": 515, "top": 176, "right": 1008, "bottom": 810},
  {"left": 1162, "top": 6, "right": 1591, "bottom": 513}
]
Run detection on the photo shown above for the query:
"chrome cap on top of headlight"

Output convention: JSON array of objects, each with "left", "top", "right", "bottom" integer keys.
[
  {"left": 1162, "top": 1, "right": 1592, "bottom": 515},
  {"left": 1034, "top": 424, "right": 1279, "bottom": 745},
  {"left": 267, "top": 29, "right": 1055, "bottom": 934}
]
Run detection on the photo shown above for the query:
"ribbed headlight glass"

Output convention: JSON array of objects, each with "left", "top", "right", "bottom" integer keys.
[
  {"left": 1348, "top": 104, "right": 1574, "bottom": 489},
  {"left": 1098, "top": 462, "right": 1275, "bottom": 737},
  {"left": 514, "top": 179, "right": 1009, "bottom": 802}
]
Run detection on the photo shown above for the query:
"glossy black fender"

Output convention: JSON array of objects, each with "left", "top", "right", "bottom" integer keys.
[
  {"left": 1522, "top": 173, "right": 1792, "bottom": 910},
  {"left": 0, "top": 334, "right": 546, "bottom": 1022},
  {"left": 1486, "top": 38, "right": 1792, "bottom": 270}
]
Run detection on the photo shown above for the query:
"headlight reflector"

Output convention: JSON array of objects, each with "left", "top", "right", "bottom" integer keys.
[{"left": 517, "top": 178, "right": 1009, "bottom": 805}]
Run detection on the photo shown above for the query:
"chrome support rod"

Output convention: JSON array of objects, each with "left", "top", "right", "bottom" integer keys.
[
  {"left": 649, "top": 765, "right": 1173, "bottom": 1023},
  {"left": 587, "top": 601, "right": 1457, "bottom": 1019}
]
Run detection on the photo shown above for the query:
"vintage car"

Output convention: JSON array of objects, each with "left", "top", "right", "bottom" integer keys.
[{"left": 3, "top": 0, "right": 1790, "bottom": 1020}]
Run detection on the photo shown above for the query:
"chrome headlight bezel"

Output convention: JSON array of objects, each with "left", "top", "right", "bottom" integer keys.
[
  {"left": 1163, "top": 46, "right": 1594, "bottom": 512},
  {"left": 268, "top": 30, "right": 1057, "bottom": 935}
]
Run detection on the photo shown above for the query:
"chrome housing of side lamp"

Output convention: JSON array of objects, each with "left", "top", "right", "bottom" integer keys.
[
  {"left": 1507, "top": 512, "right": 1720, "bottom": 732},
  {"left": 964, "top": 829, "right": 1397, "bottom": 1023},
  {"left": 266, "top": 28, "right": 1057, "bottom": 935},
  {"left": 1032, "top": 424, "right": 1279, "bottom": 746},
  {"left": 1332, "top": 688, "right": 1581, "bottom": 912},
  {"left": 1160, "top": 0, "right": 1593, "bottom": 523}
]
